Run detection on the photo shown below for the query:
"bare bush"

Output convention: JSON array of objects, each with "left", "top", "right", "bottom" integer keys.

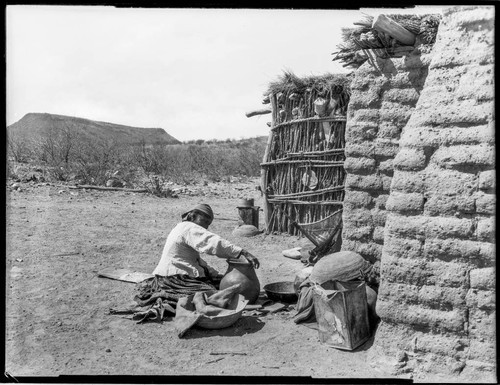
[
  {"left": 25, "top": 123, "right": 84, "bottom": 181},
  {"left": 187, "top": 141, "right": 263, "bottom": 181},
  {"left": 130, "top": 139, "right": 265, "bottom": 184},
  {"left": 72, "top": 139, "right": 122, "bottom": 185},
  {"left": 130, "top": 142, "right": 193, "bottom": 185},
  {"left": 7, "top": 127, "right": 266, "bottom": 189},
  {"left": 7, "top": 133, "right": 35, "bottom": 163}
]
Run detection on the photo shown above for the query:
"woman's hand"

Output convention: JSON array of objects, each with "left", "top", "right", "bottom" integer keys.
[{"left": 240, "top": 250, "right": 260, "bottom": 269}]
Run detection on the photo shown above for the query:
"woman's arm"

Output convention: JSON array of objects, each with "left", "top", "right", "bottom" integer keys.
[
  {"left": 184, "top": 223, "right": 243, "bottom": 259},
  {"left": 183, "top": 223, "right": 260, "bottom": 269},
  {"left": 239, "top": 249, "right": 260, "bottom": 269}
]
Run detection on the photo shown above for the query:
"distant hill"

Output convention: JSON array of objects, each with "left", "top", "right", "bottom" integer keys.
[{"left": 7, "top": 113, "right": 181, "bottom": 146}]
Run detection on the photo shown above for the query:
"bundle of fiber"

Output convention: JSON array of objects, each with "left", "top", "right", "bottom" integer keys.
[
  {"left": 419, "top": 14, "right": 442, "bottom": 44},
  {"left": 265, "top": 71, "right": 351, "bottom": 105}
]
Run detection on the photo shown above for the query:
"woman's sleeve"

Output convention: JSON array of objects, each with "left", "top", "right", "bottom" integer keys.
[
  {"left": 184, "top": 224, "right": 243, "bottom": 259},
  {"left": 198, "top": 258, "right": 220, "bottom": 278}
]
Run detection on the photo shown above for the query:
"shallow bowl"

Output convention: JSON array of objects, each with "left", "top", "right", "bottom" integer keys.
[{"left": 263, "top": 281, "right": 298, "bottom": 303}]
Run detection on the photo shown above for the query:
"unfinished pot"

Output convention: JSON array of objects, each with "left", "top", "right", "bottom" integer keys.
[{"left": 219, "top": 258, "right": 260, "bottom": 304}]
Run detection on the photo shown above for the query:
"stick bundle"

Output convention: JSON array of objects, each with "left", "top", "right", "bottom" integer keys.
[{"left": 332, "top": 13, "right": 442, "bottom": 69}]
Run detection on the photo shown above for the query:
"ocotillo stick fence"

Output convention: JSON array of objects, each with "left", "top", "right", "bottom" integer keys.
[{"left": 247, "top": 72, "right": 351, "bottom": 253}]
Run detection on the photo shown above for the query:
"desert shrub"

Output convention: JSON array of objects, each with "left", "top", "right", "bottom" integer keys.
[
  {"left": 131, "top": 139, "right": 266, "bottom": 183},
  {"left": 6, "top": 160, "right": 19, "bottom": 181},
  {"left": 8, "top": 122, "right": 125, "bottom": 184},
  {"left": 162, "top": 145, "right": 196, "bottom": 183},
  {"left": 7, "top": 129, "right": 266, "bottom": 187},
  {"left": 34, "top": 125, "right": 80, "bottom": 166},
  {"left": 184, "top": 140, "right": 264, "bottom": 181},
  {"left": 6, "top": 161, "right": 49, "bottom": 183},
  {"left": 23, "top": 125, "right": 81, "bottom": 181},
  {"left": 7, "top": 134, "right": 35, "bottom": 163},
  {"left": 231, "top": 140, "right": 263, "bottom": 176},
  {"left": 71, "top": 138, "right": 123, "bottom": 185},
  {"left": 128, "top": 142, "right": 193, "bottom": 185}
]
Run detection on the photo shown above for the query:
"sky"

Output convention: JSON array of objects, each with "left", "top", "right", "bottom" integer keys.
[{"left": 6, "top": 5, "right": 445, "bottom": 142}]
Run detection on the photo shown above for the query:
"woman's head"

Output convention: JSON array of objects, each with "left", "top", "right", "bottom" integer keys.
[{"left": 182, "top": 204, "right": 214, "bottom": 229}]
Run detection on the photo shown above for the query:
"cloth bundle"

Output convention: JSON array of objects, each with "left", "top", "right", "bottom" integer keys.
[{"left": 109, "top": 274, "right": 217, "bottom": 323}]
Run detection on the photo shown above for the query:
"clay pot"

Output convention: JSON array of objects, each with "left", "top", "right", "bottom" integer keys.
[{"left": 219, "top": 259, "right": 260, "bottom": 304}]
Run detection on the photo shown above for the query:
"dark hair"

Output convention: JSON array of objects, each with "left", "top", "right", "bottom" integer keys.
[
  {"left": 185, "top": 211, "right": 197, "bottom": 222},
  {"left": 185, "top": 210, "right": 212, "bottom": 223}
]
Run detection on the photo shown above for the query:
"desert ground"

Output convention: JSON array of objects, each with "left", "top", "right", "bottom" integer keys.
[{"left": 6, "top": 176, "right": 399, "bottom": 380}]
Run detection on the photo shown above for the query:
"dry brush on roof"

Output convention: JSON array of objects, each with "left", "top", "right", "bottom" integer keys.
[
  {"left": 333, "top": 13, "right": 442, "bottom": 69},
  {"left": 265, "top": 71, "right": 351, "bottom": 97},
  {"left": 264, "top": 71, "right": 352, "bottom": 119}
]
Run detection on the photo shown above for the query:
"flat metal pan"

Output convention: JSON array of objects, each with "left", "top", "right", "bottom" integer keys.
[{"left": 263, "top": 281, "right": 298, "bottom": 303}]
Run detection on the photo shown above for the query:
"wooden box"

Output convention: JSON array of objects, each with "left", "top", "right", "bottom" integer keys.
[{"left": 312, "top": 280, "right": 370, "bottom": 350}]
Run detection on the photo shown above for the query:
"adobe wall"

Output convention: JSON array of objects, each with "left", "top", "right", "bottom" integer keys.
[
  {"left": 342, "top": 46, "right": 433, "bottom": 270},
  {"left": 370, "top": 6, "right": 495, "bottom": 382}
]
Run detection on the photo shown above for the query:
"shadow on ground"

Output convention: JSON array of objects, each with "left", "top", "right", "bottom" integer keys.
[{"left": 183, "top": 316, "right": 265, "bottom": 339}]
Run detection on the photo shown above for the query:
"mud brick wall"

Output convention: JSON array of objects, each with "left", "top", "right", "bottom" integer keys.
[
  {"left": 342, "top": 49, "right": 432, "bottom": 266},
  {"left": 371, "top": 6, "right": 495, "bottom": 381}
]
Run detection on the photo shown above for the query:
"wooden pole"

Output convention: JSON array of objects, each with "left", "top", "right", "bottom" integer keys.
[
  {"left": 261, "top": 93, "right": 276, "bottom": 234},
  {"left": 70, "top": 185, "right": 149, "bottom": 193},
  {"left": 372, "top": 14, "right": 416, "bottom": 45},
  {"left": 245, "top": 108, "right": 272, "bottom": 118}
]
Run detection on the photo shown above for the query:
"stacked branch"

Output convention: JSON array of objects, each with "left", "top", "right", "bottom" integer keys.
[{"left": 332, "top": 13, "right": 442, "bottom": 69}]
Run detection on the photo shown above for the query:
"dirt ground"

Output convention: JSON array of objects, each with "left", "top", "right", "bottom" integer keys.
[{"left": 5, "top": 176, "right": 399, "bottom": 380}]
